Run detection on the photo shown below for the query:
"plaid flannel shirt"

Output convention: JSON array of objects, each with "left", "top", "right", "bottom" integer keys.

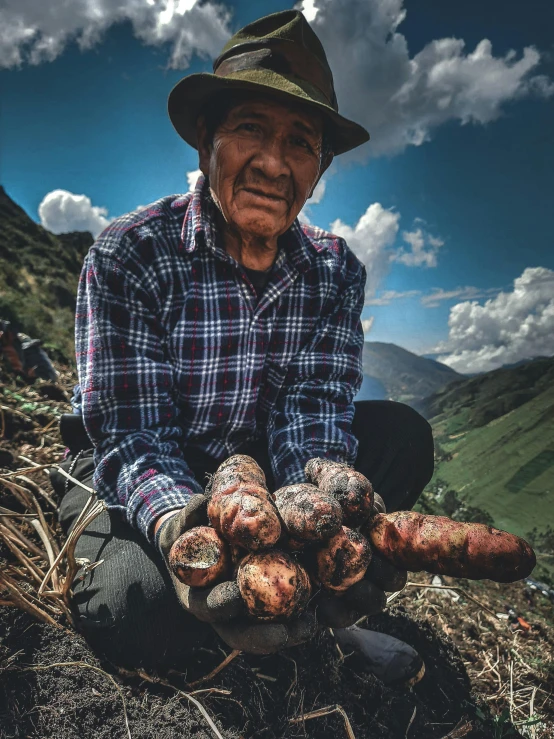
[{"left": 74, "top": 176, "right": 366, "bottom": 543}]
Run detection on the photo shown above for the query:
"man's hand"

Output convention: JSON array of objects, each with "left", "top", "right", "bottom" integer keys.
[
  {"left": 157, "top": 495, "right": 317, "bottom": 654},
  {"left": 305, "top": 459, "right": 407, "bottom": 628}
]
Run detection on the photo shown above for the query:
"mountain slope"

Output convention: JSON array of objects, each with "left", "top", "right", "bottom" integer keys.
[
  {"left": 416, "top": 356, "right": 554, "bottom": 427},
  {"left": 418, "top": 357, "right": 554, "bottom": 582},
  {"left": 361, "top": 341, "right": 462, "bottom": 403},
  {"left": 0, "top": 186, "right": 93, "bottom": 361}
]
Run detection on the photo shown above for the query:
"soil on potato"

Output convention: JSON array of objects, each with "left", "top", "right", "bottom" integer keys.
[{"left": 0, "top": 603, "right": 506, "bottom": 739}]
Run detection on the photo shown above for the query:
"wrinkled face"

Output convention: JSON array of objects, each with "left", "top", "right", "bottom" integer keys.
[{"left": 198, "top": 96, "right": 327, "bottom": 242}]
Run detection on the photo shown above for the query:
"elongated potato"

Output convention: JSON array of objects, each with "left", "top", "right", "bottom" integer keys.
[
  {"left": 305, "top": 458, "right": 373, "bottom": 527},
  {"left": 209, "top": 454, "right": 267, "bottom": 497},
  {"left": 366, "top": 511, "right": 536, "bottom": 583},
  {"left": 169, "top": 526, "right": 230, "bottom": 588},
  {"left": 237, "top": 550, "right": 311, "bottom": 621},
  {"left": 274, "top": 483, "right": 343, "bottom": 542},
  {"left": 314, "top": 526, "right": 372, "bottom": 592},
  {"left": 208, "top": 484, "right": 281, "bottom": 551}
]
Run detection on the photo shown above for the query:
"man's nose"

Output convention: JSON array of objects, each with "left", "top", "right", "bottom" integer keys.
[{"left": 250, "top": 136, "right": 291, "bottom": 180}]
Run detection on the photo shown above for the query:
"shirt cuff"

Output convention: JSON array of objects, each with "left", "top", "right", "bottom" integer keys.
[{"left": 127, "top": 472, "right": 203, "bottom": 545}]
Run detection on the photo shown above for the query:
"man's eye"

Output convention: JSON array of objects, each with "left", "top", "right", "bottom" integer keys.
[
  {"left": 291, "top": 136, "right": 313, "bottom": 152},
  {"left": 238, "top": 122, "right": 260, "bottom": 133}
]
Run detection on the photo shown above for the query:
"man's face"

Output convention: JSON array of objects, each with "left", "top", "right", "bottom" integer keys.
[{"left": 198, "top": 96, "right": 327, "bottom": 242}]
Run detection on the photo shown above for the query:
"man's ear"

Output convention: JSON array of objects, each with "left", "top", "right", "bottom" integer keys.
[{"left": 196, "top": 115, "right": 211, "bottom": 177}]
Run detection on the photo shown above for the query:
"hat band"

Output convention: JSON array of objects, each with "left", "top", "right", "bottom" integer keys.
[{"left": 214, "top": 42, "right": 337, "bottom": 111}]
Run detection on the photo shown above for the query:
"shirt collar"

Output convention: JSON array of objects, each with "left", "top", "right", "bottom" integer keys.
[{"left": 181, "top": 174, "right": 314, "bottom": 274}]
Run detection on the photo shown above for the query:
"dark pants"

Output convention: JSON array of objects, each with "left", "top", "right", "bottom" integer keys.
[{"left": 51, "top": 401, "right": 434, "bottom": 670}]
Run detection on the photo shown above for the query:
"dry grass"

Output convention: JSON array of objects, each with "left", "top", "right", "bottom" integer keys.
[{"left": 395, "top": 577, "right": 554, "bottom": 737}]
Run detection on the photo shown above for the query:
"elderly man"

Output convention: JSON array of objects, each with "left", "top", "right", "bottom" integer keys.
[{"left": 51, "top": 10, "right": 433, "bottom": 681}]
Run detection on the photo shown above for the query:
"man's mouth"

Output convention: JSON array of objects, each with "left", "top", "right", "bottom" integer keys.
[{"left": 240, "top": 188, "right": 288, "bottom": 204}]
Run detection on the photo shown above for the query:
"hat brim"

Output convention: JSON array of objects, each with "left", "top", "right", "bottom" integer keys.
[{"left": 168, "top": 69, "right": 369, "bottom": 156}]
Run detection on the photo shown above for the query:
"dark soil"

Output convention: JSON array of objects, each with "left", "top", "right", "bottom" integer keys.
[{"left": 1, "top": 602, "right": 504, "bottom": 739}]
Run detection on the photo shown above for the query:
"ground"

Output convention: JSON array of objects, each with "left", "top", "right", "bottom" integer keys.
[{"left": 1, "top": 364, "right": 553, "bottom": 738}]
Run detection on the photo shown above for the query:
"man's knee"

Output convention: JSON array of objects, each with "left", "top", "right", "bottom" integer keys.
[
  {"left": 354, "top": 400, "right": 433, "bottom": 450},
  {"left": 386, "top": 402, "right": 434, "bottom": 484},
  {"left": 353, "top": 400, "right": 434, "bottom": 510},
  {"left": 392, "top": 402, "right": 433, "bottom": 452}
]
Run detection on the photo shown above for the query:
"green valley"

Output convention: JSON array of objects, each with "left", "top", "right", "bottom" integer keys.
[{"left": 417, "top": 357, "right": 554, "bottom": 583}]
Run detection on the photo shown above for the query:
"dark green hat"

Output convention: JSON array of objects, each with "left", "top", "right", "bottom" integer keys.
[{"left": 168, "top": 10, "right": 369, "bottom": 156}]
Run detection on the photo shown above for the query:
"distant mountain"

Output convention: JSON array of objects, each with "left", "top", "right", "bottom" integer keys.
[
  {"left": 417, "top": 356, "right": 554, "bottom": 583},
  {"left": 358, "top": 341, "right": 462, "bottom": 404},
  {"left": 0, "top": 186, "right": 93, "bottom": 362},
  {"left": 415, "top": 355, "right": 554, "bottom": 426},
  {"left": 422, "top": 353, "right": 549, "bottom": 375}
]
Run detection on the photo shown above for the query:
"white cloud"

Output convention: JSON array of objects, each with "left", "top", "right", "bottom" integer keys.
[
  {"left": 393, "top": 228, "right": 444, "bottom": 267},
  {"left": 187, "top": 169, "right": 202, "bottom": 192},
  {"left": 38, "top": 189, "right": 112, "bottom": 237},
  {"left": 329, "top": 204, "right": 444, "bottom": 302},
  {"left": 366, "top": 289, "right": 421, "bottom": 306},
  {"left": 421, "top": 285, "right": 501, "bottom": 308},
  {"left": 309, "top": 178, "right": 327, "bottom": 204},
  {"left": 299, "top": 0, "right": 553, "bottom": 158},
  {"left": 300, "top": 0, "right": 319, "bottom": 22},
  {"left": 434, "top": 267, "right": 554, "bottom": 373},
  {"left": 0, "top": 0, "right": 231, "bottom": 70},
  {"left": 299, "top": 177, "right": 327, "bottom": 223},
  {"left": 361, "top": 317, "right": 374, "bottom": 336},
  {"left": 330, "top": 203, "right": 400, "bottom": 302}
]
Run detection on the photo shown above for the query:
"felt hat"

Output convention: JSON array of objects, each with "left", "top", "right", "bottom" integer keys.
[{"left": 167, "top": 9, "right": 369, "bottom": 155}]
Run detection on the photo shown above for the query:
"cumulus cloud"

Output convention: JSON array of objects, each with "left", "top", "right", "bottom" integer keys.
[
  {"left": 361, "top": 317, "right": 374, "bottom": 336},
  {"left": 433, "top": 267, "right": 554, "bottom": 373},
  {"left": 330, "top": 203, "right": 400, "bottom": 301},
  {"left": 299, "top": 0, "right": 553, "bottom": 158},
  {"left": 0, "top": 0, "right": 231, "bottom": 70},
  {"left": 393, "top": 228, "right": 444, "bottom": 268},
  {"left": 38, "top": 189, "right": 112, "bottom": 237},
  {"left": 187, "top": 169, "right": 202, "bottom": 192},
  {"left": 309, "top": 178, "right": 327, "bottom": 204},
  {"left": 299, "top": 177, "right": 327, "bottom": 223},
  {"left": 329, "top": 204, "right": 443, "bottom": 302}
]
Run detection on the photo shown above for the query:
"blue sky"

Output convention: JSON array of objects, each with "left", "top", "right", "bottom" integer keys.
[{"left": 1, "top": 0, "right": 553, "bottom": 373}]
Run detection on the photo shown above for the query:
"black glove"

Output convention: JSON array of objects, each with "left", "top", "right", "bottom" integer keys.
[{"left": 157, "top": 494, "right": 317, "bottom": 654}]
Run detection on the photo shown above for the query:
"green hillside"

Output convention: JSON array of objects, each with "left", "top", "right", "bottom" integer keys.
[
  {"left": 0, "top": 186, "right": 93, "bottom": 362},
  {"left": 418, "top": 357, "right": 554, "bottom": 583}
]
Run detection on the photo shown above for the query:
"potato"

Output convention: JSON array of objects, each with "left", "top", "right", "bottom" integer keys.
[
  {"left": 237, "top": 550, "right": 311, "bottom": 620},
  {"left": 314, "top": 526, "right": 372, "bottom": 592},
  {"left": 208, "top": 484, "right": 281, "bottom": 551},
  {"left": 305, "top": 458, "right": 373, "bottom": 527},
  {"left": 168, "top": 526, "right": 230, "bottom": 588},
  {"left": 366, "top": 511, "right": 536, "bottom": 583},
  {"left": 274, "top": 483, "right": 343, "bottom": 542},
  {"left": 209, "top": 454, "right": 267, "bottom": 496}
]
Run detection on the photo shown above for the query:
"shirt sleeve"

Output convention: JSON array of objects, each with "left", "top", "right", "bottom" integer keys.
[
  {"left": 267, "top": 248, "right": 366, "bottom": 488},
  {"left": 75, "top": 241, "right": 203, "bottom": 545}
]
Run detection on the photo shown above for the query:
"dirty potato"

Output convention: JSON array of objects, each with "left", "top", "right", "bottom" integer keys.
[
  {"left": 237, "top": 550, "right": 311, "bottom": 621},
  {"left": 168, "top": 526, "right": 230, "bottom": 588}
]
